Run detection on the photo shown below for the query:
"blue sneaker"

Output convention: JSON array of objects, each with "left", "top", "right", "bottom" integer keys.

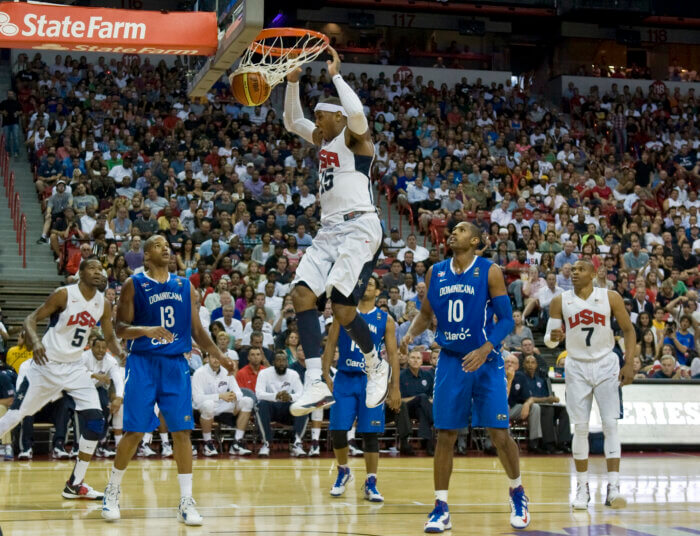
[
  {"left": 509, "top": 485, "right": 531, "bottom": 529},
  {"left": 364, "top": 476, "right": 384, "bottom": 502},
  {"left": 330, "top": 466, "right": 353, "bottom": 497},
  {"left": 424, "top": 500, "right": 451, "bottom": 533}
]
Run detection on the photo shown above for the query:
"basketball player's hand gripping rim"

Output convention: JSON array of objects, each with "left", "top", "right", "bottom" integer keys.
[
  {"left": 286, "top": 67, "right": 301, "bottom": 83},
  {"left": 462, "top": 344, "right": 490, "bottom": 372},
  {"left": 619, "top": 362, "right": 635, "bottom": 386},
  {"left": 327, "top": 47, "right": 341, "bottom": 77},
  {"left": 144, "top": 326, "right": 174, "bottom": 344}
]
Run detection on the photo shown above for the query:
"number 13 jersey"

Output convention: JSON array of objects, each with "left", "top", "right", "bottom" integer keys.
[
  {"left": 128, "top": 272, "right": 192, "bottom": 357},
  {"left": 561, "top": 287, "right": 615, "bottom": 361},
  {"left": 318, "top": 127, "right": 375, "bottom": 226},
  {"left": 42, "top": 284, "right": 104, "bottom": 363}
]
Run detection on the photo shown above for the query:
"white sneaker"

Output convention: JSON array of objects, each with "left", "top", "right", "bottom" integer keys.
[
  {"left": 258, "top": 442, "right": 270, "bottom": 457},
  {"left": 348, "top": 443, "right": 364, "bottom": 457},
  {"left": 192, "top": 444, "right": 198, "bottom": 457},
  {"left": 290, "top": 442, "right": 306, "bottom": 457},
  {"left": 365, "top": 355, "right": 390, "bottom": 408},
  {"left": 202, "top": 441, "right": 218, "bottom": 457},
  {"left": 137, "top": 443, "right": 157, "bottom": 457},
  {"left": 101, "top": 483, "right": 121, "bottom": 521},
  {"left": 572, "top": 482, "right": 590, "bottom": 510},
  {"left": 17, "top": 448, "right": 32, "bottom": 460},
  {"left": 509, "top": 486, "right": 531, "bottom": 529},
  {"left": 308, "top": 444, "right": 320, "bottom": 457},
  {"left": 62, "top": 480, "right": 104, "bottom": 500},
  {"left": 177, "top": 496, "right": 203, "bottom": 526},
  {"left": 96, "top": 446, "right": 116, "bottom": 458},
  {"left": 330, "top": 466, "right": 353, "bottom": 497},
  {"left": 229, "top": 441, "right": 252, "bottom": 455},
  {"left": 161, "top": 442, "right": 173, "bottom": 457},
  {"left": 290, "top": 379, "right": 335, "bottom": 416},
  {"left": 424, "top": 500, "right": 451, "bottom": 533},
  {"left": 53, "top": 447, "right": 71, "bottom": 460},
  {"left": 605, "top": 483, "right": 627, "bottom": 509},
  {"left": 4, "top": 444, "right": 14, "bottom": 460}
]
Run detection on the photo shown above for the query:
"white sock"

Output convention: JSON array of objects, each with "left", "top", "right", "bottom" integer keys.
[
  {"left": 203, "top": 432, "right": 212, "bottom": 441},
  {"left": 143, "top": 433, "right": 153, "bottom": 444},
  {"left": 294, "top": 435, "right": 302, "bottom": 445},
  {"left": 339, "top": 464, "right": 349, "bottom": 470},
  {"left": 435, "top": 490, "right": 448, "bottom": 502},
  {"left": 577, "top": 471, "right": 589, "bottom": 486},
  {"left": 114, "top": 434, "right": 122, "bottom": 447},
  {"left": 160, "top": 433, "right": 169, "bottom": 444},
  {"left": 608, "top": 471, "right": 620, "bottom": 486},
  {"left": 177, "top": 473, "right": 193, "bottom": 499},
  {"left": 305, "top": 357, "right": 322, "bottom": 381},
  {"left": 71, "top": 459, "right": 90, "bottom": 485},
  {"left": 367, "top": 473, "right": 377, "bottom": 480},
  {"left": 347, "top": 427, "right": 356, "bottom": 442},
  {"left": 509, "top": 475, "right": 522, "bottom": 489},
  {"left": 110, "top": 467, "right": 126, "bottom": 486},
  {"left": 235, "top": 429, "right": 244, "bottom": 441},
  {"left": 311, "top": 428, "right": 321, "bottom": 441}
]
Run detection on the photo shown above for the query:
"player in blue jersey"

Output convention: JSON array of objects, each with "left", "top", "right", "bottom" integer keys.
[
  {"left": 322, "top": 276, "right": 401, "bottom": 501},
  {"left": 101, "top": 235, "right": 235, "bottom": 526},
  {"left": 400, "top": 222, "right": 531, "bottom": 533}
]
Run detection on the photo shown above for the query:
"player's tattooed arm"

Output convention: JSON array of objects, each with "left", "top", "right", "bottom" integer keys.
[
  {"left": 608, "top": 290, "right": 637, "bottom": 386},
  {"left": 24, "top": 288, "right": 67, "bottom": 366}
]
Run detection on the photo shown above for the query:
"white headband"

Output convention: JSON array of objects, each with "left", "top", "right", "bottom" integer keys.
[{"left": 314, "top": 102, "right": 347, "bottom": 117}]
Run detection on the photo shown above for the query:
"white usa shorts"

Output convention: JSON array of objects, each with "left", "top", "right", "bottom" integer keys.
[
  {"left": 564, "top": 354, "right": 621, "bottom": 424},
  {"left": 293, "top": 213, "right": 382, "bottom": 301},
  {"left": 16, "top": 360, "right": 101, "bottom": 416},
  {"left": 194, "top": 399, "right": 239, "bottom": 420}
]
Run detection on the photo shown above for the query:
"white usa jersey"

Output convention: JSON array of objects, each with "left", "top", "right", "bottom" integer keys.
[
  {"left": 42, "top": 284, "right": 104, "bottom": 363},
  {"left": 318, "top": 127, "right": 375, "bottom": 225},
  {"left": 561, "top": 286, "right": 615, "bottom": 361}
]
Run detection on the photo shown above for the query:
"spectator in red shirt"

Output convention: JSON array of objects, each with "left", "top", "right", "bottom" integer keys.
[
  {"left": 506, "top": 250, "right": 530, "bottom": 310},
  {"left": 236, "top": 347, "right": 267, "bottom": 391},
  {"left": 588, "top": 175, "right": 613, "bottom": 204}
]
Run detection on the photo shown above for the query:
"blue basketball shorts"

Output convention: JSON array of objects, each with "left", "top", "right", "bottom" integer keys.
[
  {"left": 329, "top": 370, "right": 385, "bottom": 433},
  {"left": 123, "top": 352, "right": 194, "bottom": 433},
  {"left": 433, "top": 348, "right": 510, "bottom": 430}
]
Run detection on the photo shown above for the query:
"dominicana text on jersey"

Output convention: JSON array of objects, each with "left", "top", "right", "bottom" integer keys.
[
  {"left": 129, "top": 272, "right": 192, "bottom": 356},
  {"left": 427, "top": 256, "right": 499, "bottom": 354},
  {"left": 337, "top": 308, "right": 388, "bottom": 371}
]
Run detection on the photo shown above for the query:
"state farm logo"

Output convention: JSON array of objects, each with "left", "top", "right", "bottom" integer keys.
[{"left": 0, "top": 12, "right": 19, "bottom": 37}]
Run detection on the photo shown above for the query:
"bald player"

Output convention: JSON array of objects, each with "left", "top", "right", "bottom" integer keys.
[
  {"left": 400, "top": 222, "right": 530, "bottom": 533},
  {"left": 545, "top": 259, "right": 636, "bottom": 510}
]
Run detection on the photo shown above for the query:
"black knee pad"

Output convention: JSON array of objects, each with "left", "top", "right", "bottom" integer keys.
[
  {"left": 79, "top": 408, "right": 104, "bottom": 440},
  {"left": 362, "top": 432, "right": 379, "bottom": 453},
  {"left": 331, "top": 430, "right": 348, "bottom": 450}
]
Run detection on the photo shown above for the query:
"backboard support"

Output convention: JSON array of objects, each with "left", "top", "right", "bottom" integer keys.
[{"left": 187, "top": 0, "right": 263, "bottom": 98}]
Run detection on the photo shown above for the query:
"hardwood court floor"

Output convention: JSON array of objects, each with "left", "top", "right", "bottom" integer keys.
[{"left": 0, "top": 453, "right": 698, "bottom": 535}]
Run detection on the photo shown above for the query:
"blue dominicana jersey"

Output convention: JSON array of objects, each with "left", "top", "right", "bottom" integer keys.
[
  {"left": 128, "top": 272, "right": 192, "bottom": 356},
  {"left": 427, "top": 256, "right": 499, "bottom": 355},
  {"left": 337, "top": 307, "right": 388, "bottom": 372}
]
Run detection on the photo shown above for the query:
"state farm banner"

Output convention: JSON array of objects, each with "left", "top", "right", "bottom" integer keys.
[{"left": 0, "top": 2, "right": 218, "bottom": 55}]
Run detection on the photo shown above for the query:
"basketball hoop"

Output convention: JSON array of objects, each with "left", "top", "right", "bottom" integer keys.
[{"left": 234, "top": 27, "right": 330, "bottom": 88}]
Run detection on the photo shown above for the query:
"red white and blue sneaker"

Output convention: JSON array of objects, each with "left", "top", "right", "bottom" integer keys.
[
  {"left": 424, "top": 500, "right": 451, "bottom": 533},
  {"left": 363, "top": 476, "right": 384, "bottom": 502},
  {"left": 62, "top": 480, "right": 104, "bottom": 500},
  {"left": 330, "top": 466, "right": 353, "bottom": 497},
  {"left": 509, "top": 486, "right": 531, "bottom": 529},
  {"left": 291, "top": 379, "right": 335, "bottom": 417}
]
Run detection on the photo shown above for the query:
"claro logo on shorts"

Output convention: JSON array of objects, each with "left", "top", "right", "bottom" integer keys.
[{"left": 3, "top": 11, "right": 146, "bottom": 39}]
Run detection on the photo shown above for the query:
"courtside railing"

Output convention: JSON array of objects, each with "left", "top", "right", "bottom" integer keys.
[{"left": 1, "top": 136, "right": 28, "bottom": 268}]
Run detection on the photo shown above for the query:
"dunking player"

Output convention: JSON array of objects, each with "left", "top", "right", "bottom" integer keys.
[
  {"left": 283, "top": 47, "right": 389, "bottom": 416},
  {"left": 101, "top": 235, "right": 235, "bottom": 525},
  {"left": 400, "top": 222, "right": 531, "bottom": 532},
  {"left": 322, "top": 276, "right": 401, "bottom": 501},
  {"left": 0, "top": 257, "right": 124, "bottom": 499},
  {"left": 545, "top": 259, "right": 636, "bottom": 510}
]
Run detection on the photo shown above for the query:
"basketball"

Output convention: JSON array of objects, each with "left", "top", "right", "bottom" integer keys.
[{"left": 230, "top": 70, "right": 271, "bottom": 107}]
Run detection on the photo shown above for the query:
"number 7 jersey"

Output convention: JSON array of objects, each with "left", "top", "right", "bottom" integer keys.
[
  {"left": 128, "top": 272, "right": 192, "bottom": 357},
  {"left": 561, "top": 287, "right": 615, "bottom": 361},
  {"left": 42, "top": 284, "right": 104, "bottom": 363}
]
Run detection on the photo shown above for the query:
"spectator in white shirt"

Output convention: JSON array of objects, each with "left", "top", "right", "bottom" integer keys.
[
  {"left": 255, "top": 351, "right": 307, "bottom": 456},
  {"left": 522, "top": 271, "right": 563, "bottom": 322},
  {"left": 108, "top": 156, "right": 135, "bottom": 185},
  {"left": 191, "top": 354, "right": 254, "bottom": 456},
  {"left": 397, "top": 234, "right": 429, "bottom": 263},
  {"left": 490, "top": 199, "right": 512, "bottom": 227},
  {"left": 219, "top": 305, "right": 244, "bottom": 348}
]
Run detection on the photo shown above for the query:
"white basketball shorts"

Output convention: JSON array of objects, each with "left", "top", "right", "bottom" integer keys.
[
  {"left": 17, "top": 360, "right": 101, "bottom": 416},
  {"left": 564, "top": 354, "right": 621, "bottom": 424},
  {"left": 293, "top": 212, "right": 382, "bottom": 300}
]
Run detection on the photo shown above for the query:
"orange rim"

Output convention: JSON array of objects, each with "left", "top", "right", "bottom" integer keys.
[{"left": 249, "top": 27, "right": 329, "bottom": 57}]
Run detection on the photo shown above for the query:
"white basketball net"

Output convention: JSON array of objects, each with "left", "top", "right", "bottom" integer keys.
[{"left": 236, "top": 31, "right": 329, "bottom": 88}]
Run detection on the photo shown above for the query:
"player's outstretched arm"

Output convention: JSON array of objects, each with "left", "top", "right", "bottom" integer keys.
[
  {"left": 400, "top": 266, "right": 435, "bottom": 354},
  {"left": 283, "top": 68, "right": 318, "bottom": 145},
  {"left": 321, "top": 319, "right": 340, "bottom": 391},
  {"left": 115, "top": 277, "right": 173, "bottom": 343},
  {"left": 383, "top": 317, "right": 402, "bottom": 412},
  {"left": 23, "top": 288, "right": 67, "bottom": 365},
  {"left": 544, "top": 294, "right": 564, "bottom": 348},
  {"left": 327, "top": 48, "right": 371, "bottom": 149},
  {"left": 608, "top": 290, "right": 637, "bottom": 385},
  {"left": 100, "top": 300, "right": 126, "bottom": 362},
  {"left": 189, "top": 283, "right": 234, "bottom": 373}
]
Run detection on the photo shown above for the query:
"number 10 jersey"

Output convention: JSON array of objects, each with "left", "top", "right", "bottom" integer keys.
[
  {"left": 561, "top": 287, "right": 615, "bottom": 361},
  {"left": 42, "top": 284, "right": 104, "bottom": 363},
  {"left": 128, "top": 272, "right": 192, "bottom": 357}
]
